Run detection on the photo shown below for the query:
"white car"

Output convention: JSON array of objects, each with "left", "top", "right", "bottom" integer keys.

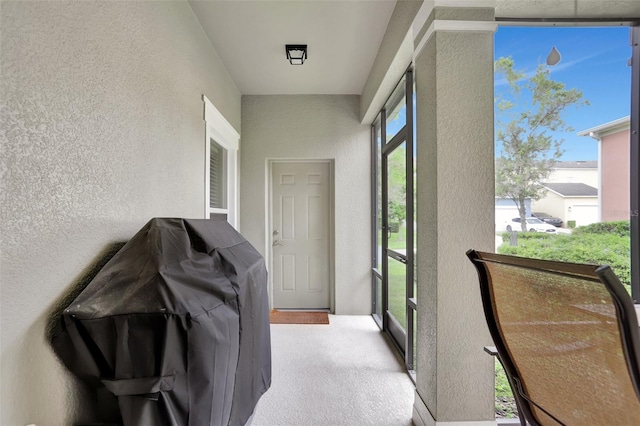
[{"left": 505, "top": 217, "right": 557, "bottom": 233}]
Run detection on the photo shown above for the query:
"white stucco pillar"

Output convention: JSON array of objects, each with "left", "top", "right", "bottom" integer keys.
[{"left": 412, "top": 5, "right": 497, "bottom": 425}]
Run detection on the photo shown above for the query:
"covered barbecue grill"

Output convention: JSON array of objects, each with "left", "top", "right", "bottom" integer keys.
[{"left": 52, "top": 218, "right": 271, "bottom": 426}]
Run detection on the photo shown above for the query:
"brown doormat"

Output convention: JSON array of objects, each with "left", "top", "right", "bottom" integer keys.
[{"left": 269, "top": 309, "right": 330, "bottom": 325}]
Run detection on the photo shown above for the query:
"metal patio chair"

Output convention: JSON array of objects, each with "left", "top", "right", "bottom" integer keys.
[{"left": 467, "top": 249, "right": 640, "bottom": 425}]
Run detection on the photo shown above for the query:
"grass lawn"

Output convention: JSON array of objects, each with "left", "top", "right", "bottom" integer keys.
[{"left": 495, "top": 360, "right": 517, "bottom": 418}]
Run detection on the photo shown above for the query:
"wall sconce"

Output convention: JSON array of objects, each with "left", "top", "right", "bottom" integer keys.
[{"left": 286, "top": 45, "right": 307, "bottom": 65}]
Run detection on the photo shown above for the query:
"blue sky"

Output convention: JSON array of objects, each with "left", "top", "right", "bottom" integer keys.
[{"left": 495, "top": 26, "right": 632, "bottom": 161}]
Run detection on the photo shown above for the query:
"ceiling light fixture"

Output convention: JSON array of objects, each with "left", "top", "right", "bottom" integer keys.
[
  {"left": 286, "top": 44, "right": 307, "bottom": 65},
  {"left": 546, "top": 46, "right": 562, "bottom": 66}
]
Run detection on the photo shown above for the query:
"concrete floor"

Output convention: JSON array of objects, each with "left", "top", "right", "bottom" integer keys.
[{"left": 250, "top": 315, "right": 415, "bottom": 426}]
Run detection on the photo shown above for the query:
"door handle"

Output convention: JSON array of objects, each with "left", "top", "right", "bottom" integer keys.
[{"left": 273, "top": 239, "right": 285, "bottom": 247}]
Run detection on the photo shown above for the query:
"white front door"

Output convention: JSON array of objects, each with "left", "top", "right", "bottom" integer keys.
[{"left": 271, "top": 161, "right": 331, "bottom": 309}]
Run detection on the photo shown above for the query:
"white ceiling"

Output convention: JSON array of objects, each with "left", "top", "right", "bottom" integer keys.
[{"left": 188, "top": 0, "right": 397, "bottom": 95}]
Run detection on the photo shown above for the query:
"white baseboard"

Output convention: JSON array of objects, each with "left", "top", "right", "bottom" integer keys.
[{"left": 413, "top": 390, "right": 497, "bottom": 426}]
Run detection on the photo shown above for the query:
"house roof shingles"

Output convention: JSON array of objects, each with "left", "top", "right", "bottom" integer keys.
[{"left": 543, "top": 182, "right": 598, "bottom": 197}]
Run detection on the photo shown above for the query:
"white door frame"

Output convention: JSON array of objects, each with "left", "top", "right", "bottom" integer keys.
[{"left": 266, "top": 159, "right": 335, "bottom": 312}]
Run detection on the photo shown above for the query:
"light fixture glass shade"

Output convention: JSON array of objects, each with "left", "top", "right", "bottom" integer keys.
[
  {"left": 546, "top": 46, "right": 561, "bottom": 66},
  {"left": 286, "top": 45, "right": 307, "bottom": 65},
  {"left": 289, "top": 54, "right": 304, "bottom": 65}
]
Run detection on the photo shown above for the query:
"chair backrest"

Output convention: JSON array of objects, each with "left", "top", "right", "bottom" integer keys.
[{"left": 467, "top": 250, "right": 640, "bottom": 425}]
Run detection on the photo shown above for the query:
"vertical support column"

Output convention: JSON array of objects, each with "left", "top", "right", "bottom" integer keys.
[
  {"left": 412, "top": 7, "right": 497, "bottom": 426},
  {"left": 630, "top": 25, "right": 639, "bottom": 302}
]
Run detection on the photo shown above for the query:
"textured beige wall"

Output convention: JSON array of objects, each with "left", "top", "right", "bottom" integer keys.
[
  {"left": 240, "top": 95, "right": 371, "bottom": 315},
  {"left": 414, "top": 28, "right": 496, "bottom": 423},
  {"left": 0, "top": 1, "right": 240, "bottom": 424},
  {"left": 415, "top": 37, "right": 439, "bottom": 414}
]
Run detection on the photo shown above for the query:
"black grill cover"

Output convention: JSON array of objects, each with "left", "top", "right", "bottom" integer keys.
[{"left": 52, "top": 218, "right": 271, "bottom": 426}]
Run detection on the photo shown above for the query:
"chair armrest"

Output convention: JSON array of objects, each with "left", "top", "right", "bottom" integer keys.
[{"left": 484, "top": 346, "right": 498, "bottom": 357}]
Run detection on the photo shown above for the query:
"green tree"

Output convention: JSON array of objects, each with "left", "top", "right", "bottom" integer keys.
[{"left": 495, "top": 57, "right": 588, "bottom": 231}]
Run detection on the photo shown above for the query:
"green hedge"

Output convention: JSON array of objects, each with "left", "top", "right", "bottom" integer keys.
[
  {"left": 498, "top": 223, "right": 630, "bottom": 292},
  {"left": 500, "top": 231, "right": 556, "bottom": 243},
  {"left": 572, "top": 220, "right": 630, "bottom": 237}
]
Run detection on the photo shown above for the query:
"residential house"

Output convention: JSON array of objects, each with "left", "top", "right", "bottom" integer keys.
[
  {"left": 534, "top": 183, "right": 599, "bottom": 227},
  {"left": 578, "top": 116, "right": 631, "bottom": 222},
  {"left": 545, "top": 160, "right": 598, "bottom": 188},
  {"left": 531, "top": 161, "right": 599, "bottom": 226},
  {"left": 2, "top": 1, "right": 640, "bottom": 426}
]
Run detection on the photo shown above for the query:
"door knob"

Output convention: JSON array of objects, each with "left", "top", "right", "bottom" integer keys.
[{"left": 273, "top": 239, "right": 284, "bottom": 247}]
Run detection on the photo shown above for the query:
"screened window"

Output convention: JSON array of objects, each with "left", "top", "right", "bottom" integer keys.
[
  {"left": 209, "top": 139, "right": 227, "bottom": 210},
  {"left": 203, "top": 95, "right": 239, "bottom": 228},
  {"left": 371, "top": 68, "right": 416, "bottom": 375}
]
